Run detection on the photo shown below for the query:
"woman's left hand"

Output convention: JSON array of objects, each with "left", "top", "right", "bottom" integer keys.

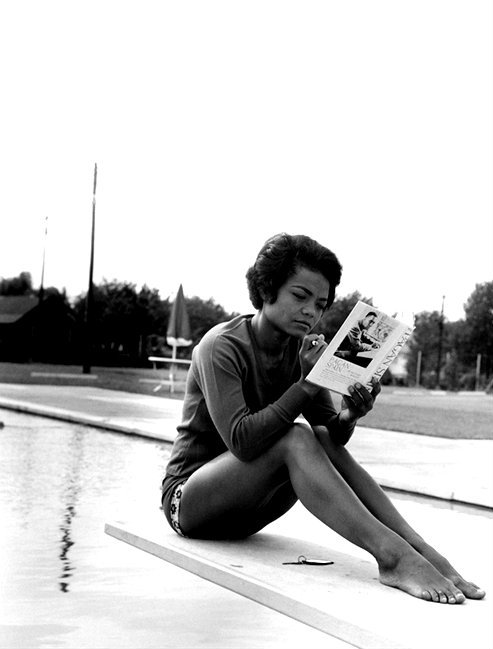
[{"left": 340, "top": 378, "right": 381, "bottom": 424}]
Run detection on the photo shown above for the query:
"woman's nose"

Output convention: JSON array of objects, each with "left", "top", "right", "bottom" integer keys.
[{"left": 302, "top": 303, "right": 315, "bottom": 317}]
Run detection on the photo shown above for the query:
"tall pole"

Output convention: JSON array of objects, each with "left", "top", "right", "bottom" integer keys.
[
  {"left": 39, "top": 216, "right": 48, "bottom": 304},
  {"left": 435, "top": 295, "right": 445, "bottom": 389},
  {"left": 416, "top": 350, "right": 422, "bottom": 387},
  {"left": 83, "top": 163, "right": 97, "bottom": 374},
  {"left": 475, "top": 353, "right": 482, "bottom": 392}
]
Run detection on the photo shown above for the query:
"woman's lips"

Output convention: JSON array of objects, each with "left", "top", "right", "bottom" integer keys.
[{"left": 294, "top": 320, "right": 311, "bottom": 330}]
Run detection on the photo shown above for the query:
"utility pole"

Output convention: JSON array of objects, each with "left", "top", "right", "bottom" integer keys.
[
  {"left": 83, "top": 163, "right": 97, "bottom": 374},
  {"left": 36, "top": 215, "right": 49, "bottom": 363},
  {"left": 475, "top": 353, "right": 482, "bottom": 391},
  {"left": 435, "top": 295, "right": 445, "bottom": 389},
  {"left": 416, "top": 350, "right": 422, "bottom": 387},
  {"left": 39, "top": 216, "right": 48, "bottom": 304}
]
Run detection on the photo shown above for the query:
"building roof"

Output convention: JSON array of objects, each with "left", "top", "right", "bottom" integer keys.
[{"left": 0, "top": 295, "right": 39, "bottom": 324}]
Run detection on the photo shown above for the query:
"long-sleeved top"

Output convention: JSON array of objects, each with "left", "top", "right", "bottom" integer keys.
[{"left": 164, "top": 314, "right": 340, "bottom": 482}]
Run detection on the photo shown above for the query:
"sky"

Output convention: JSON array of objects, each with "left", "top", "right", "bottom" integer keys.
[{"left": 1, "top": 1, "right": 492, "bottom": 324}]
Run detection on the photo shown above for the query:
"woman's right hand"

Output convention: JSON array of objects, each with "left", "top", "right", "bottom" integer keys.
[{"left": 299, "top": 334, "right": 327, "bottom": 379}]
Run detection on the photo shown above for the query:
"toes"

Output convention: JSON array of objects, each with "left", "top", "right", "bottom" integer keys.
[
  {"left": 455, "top": 578, "right": 486, "bottom": 599},
  {"left": 464, "top": 584, "right": 485, "bottom": 599},
  {"left": 430, "top": 590, "right": 440, "bottom": 603},
  {"left": 440, "top": 589, "right": 465, "bottom": 604},
  {"left": 423, "top": 588, "right": 465, "bottom": 604},
  {"left": 452, "top": 590, "right": 466, "bottom": 604}
]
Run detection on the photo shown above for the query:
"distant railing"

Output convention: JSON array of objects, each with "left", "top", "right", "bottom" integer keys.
[{"left": 141, "top": 356, "right": 192, "bottom": 394}]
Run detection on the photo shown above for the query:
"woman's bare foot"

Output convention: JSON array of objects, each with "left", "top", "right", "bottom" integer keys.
[
  {"left": 378, "top": 546, "right": 466, "bottom": 604},
  {"left": 417, "top": 542, "right": 486, "bottom": 600}
]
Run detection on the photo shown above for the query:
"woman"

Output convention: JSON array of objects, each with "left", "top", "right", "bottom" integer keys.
[{"left": 162, "top": 233, "right": 484, "bottom": 604}]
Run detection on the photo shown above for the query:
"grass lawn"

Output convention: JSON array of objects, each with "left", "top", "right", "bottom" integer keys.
[
  {"left": 1, "top": 362, "right": 492, "bottom": 440},
  {"left": 0, "top": 361, "right": 188, "bottom": 400},
  {"left": 352, "top": 387, "right": 493, "bottom": 440}
]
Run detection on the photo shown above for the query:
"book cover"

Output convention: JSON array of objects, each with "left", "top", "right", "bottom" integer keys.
[{"left": 306, "top": 301, "right": 414, "bottom": 396}]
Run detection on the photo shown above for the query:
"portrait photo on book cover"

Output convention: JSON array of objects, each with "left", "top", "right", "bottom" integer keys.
[{"left": 333, "top": 308, "right": 395, "bottom": 368}]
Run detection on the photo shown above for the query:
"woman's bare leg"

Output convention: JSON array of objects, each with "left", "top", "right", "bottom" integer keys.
[
  {"left": 314, "top": 426, "right": 485, "bottom": 599},
  {"left": 180, "top": 423, "right": 466, "bottom": 604}
]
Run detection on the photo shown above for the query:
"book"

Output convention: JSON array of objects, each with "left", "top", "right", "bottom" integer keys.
[{"left": 306, "top": 301, "right": 414, "bottom": 396}]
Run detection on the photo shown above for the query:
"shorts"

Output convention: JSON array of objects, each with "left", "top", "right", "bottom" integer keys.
[{"left": 162, "top": 476, "right": 189, "bottom": 537}]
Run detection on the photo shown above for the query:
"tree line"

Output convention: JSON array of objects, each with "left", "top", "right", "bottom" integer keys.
[
  {"left": 1, "top": 272, "right": 492, "bottom": 389},
  {"left": 0, "top": 273, "right": 237, "bottom": 366}
]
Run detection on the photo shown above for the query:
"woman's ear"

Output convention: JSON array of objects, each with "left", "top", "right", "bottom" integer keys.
[
  {"left": 258, "top": 287, "right": 268, "bottom": 303},
  {"left": 259, "top": 286, "right": 276, "bottom": 305}
]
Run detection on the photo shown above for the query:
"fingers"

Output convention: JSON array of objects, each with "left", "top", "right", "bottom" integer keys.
[
  {"left": 370, "top": 378, "right": 381, "bottom": 397},
  {"left": 347, "top": 382, "right": 374, "bottom": 415},
  {"left": 302, "top": 334, "right": 326, "bottom": 357},
  {"left": 300, "top": 334, "right": 327, "bottom": 377},
  {"left": 304, "top": 333, "right": 325, "bottom": 349}
]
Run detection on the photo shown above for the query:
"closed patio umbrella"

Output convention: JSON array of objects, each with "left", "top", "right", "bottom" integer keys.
[
  {"left": 166, "top": 284, "right": 192, "bottom": 349},
  {"left": 166, "top": 285, "right": 192, "bottom": 392}
]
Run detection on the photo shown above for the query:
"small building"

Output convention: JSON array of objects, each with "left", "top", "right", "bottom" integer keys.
[{"left": 0, "top": 294, "right": 76, "bottom": 362}]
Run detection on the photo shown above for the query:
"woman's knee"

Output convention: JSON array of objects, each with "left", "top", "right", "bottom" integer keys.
[
  {"left": 312, "top": 425, "right": 353, "bottom": 465},
  {"left": 279, "top": 422, "right": 321, "bottom": 458}
]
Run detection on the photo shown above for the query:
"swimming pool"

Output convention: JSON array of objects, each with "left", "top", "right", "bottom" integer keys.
[{"left": 0, "top": 409, "right": 347, "bottom": 649}]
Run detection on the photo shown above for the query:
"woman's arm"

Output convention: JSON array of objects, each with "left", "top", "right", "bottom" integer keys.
[{"left": 195, "top": 336, "right": 312, "bottom": 461}]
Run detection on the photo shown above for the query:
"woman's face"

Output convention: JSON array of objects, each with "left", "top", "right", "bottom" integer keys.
[{"left": 262, "top": 265, "right": 330, "bottom": 339}]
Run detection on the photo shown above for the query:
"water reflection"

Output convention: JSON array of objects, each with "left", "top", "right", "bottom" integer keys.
[
  {"left": 59, "top": 504, "right": 76, "bottom": 592},
  {"left": 57, "top": 429, "right": 83, "bottom": 593}
]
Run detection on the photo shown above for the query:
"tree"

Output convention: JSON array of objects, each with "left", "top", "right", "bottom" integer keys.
[
  {"left": 185, "top": 296, "right": 236, "bottom": 343},
  {"left": 73, "top": 279, "right": 170, "bottom": 365},
  {"left": 407, "top": 311, "right": 440, "bottom": 387},
  {"left": 406, "top": 311, "right": 455, "bottom": 388},
  {"left": 72, "top": 281, "right": 236, "bottom": 365},
  {"left": 0, "top": 272, "right": 34, "bottom": 295},
  {"left": 138, "top": 285, "right": 170, "bottom": 358},
  {"left": 462, "top": 282, "right": 493, "bottom": 380},
  {"left": 406, "top": 283, "right": 493, "bottom": 390},
  {"left": 137, "top": 285, "right": 170, "bottom": 339}
]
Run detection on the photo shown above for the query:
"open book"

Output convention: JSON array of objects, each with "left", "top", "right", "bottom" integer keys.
[{"left": 306, "top": 301, "right": 413, "bottom": 396}]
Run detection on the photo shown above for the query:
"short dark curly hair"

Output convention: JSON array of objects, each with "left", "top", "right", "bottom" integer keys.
[{"left": 246, "top": 233, "right": 342, "bottom": 310}]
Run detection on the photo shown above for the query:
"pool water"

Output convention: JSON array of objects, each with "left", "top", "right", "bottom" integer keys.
[{"left": 0, "top": 409, "right": 348, "bottom": 649}]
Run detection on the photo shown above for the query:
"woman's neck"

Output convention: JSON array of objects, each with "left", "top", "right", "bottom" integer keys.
[{"left": 251, "top": 312, "right": 290, "bottom": 356}]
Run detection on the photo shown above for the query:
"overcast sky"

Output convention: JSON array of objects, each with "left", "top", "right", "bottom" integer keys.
[{"left": 1, "top": 1, "right": 491, "bottom": 323}]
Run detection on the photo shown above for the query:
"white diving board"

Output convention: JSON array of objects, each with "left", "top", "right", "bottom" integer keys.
[{"left": 104, "top": 523, "right": 490, "bottom": 649}]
